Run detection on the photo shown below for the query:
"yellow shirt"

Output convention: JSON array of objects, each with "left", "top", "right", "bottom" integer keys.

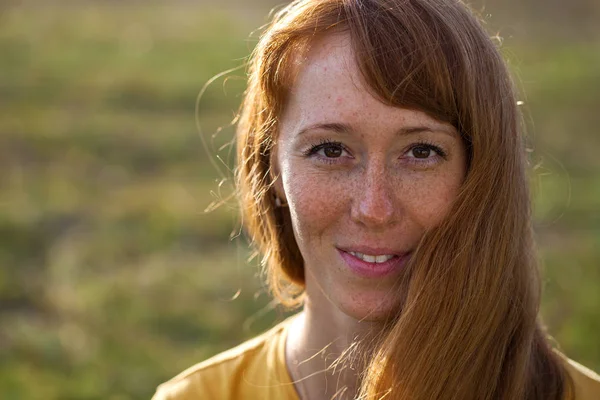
[
  {"left": 152, "top": 317, "right": 600, "bottom": 400},
  {"left": 152, "top": 317, "right": 298, "bottom": 400},
  {"left": 562, "top": 356, "right": 600, "bottom": 400}
]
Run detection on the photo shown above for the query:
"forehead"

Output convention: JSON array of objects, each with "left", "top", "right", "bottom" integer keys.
[
  {"left": 285, "top": 32, "right": 364, "bottom": 118},
  {"left": 295, "top": 32, "right": 358, "bottom": 85},
  {"left": 281, "top": 32, "right": 451, "bottom": 135}
]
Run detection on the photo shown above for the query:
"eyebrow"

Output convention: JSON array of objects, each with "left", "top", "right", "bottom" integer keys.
[{"left": 296, "top": 122, "right": 457, "bottom": 138}]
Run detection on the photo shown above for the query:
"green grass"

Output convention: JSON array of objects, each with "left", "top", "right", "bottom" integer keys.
[{"left": 1, "top": 1, "right": 599, "bottom": 399}]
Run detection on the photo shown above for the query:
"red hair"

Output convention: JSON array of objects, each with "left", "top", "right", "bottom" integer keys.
[{"left": 235, "top": 0, "right": 573, "bottom": 398}]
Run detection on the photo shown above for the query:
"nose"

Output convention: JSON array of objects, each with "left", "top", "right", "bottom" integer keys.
[{"left": 350, "top": 163, "right": 396, "bottom": 228}]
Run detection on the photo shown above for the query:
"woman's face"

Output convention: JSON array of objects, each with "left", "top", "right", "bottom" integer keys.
[{"left": 274, "top": 32, "right": 467, "bottom": 321}]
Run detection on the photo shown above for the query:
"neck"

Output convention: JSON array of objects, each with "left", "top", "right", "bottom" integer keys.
[{"left": 286, "top": 297, "right": 385, "bottom": 400}]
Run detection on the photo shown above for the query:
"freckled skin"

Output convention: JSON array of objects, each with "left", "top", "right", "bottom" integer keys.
[{"left": 273, "top": 33, "right": 467, "bottom": 321}]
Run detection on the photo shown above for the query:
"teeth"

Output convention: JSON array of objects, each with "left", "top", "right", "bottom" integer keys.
[{"left": 349, "top": 252, "right": 395, "bottom": 263}]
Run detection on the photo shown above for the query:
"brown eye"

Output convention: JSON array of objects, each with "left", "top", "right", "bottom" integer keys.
[
  {"left": 323, "top": 145, "right": 343, "bottom": 158},
  {"left": 305, "top": 141, "right": 349, "bottom": 161},
  {"left": 412, "top": 146, "right": 431, "bottom": 159}
]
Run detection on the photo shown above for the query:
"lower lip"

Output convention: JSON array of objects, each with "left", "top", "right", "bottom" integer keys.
[{"left": 337, "top": 249, "right": 410, "bottom": 278}]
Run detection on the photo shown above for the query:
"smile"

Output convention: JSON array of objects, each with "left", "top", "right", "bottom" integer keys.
[
  {"left": 347, "top": 252, "right": 396, "bottom": 263},
  {"left": 337, "top": 248, "right": 410, "bottom": 278}
]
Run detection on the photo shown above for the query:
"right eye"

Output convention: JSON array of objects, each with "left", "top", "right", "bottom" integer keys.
[
  {"left": 315, "top": 142, "right": 345, "bottom": 158},
  {"left": 304, "top": 141, "right": 351, "bottom": 162}
]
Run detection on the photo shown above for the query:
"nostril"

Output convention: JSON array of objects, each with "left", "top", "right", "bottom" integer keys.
[{"left": 351, "top": 184, "right": 395, "bottom": 227}]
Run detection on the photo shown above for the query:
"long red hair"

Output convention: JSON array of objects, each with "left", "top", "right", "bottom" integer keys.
[{"left": 235, "top": 0, "right": 572, "bottom": 398}]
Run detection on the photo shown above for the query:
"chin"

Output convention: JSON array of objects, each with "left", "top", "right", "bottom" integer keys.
[{"left": 335, "top": 290, "right": 402, "bottom": 322}]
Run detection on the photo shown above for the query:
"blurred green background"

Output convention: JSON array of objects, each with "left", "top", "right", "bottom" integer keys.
[{"left": 1, "top": 0, "right": 599, "bottom": 399}]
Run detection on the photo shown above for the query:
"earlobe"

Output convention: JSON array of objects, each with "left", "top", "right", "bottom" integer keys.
[
  {"left": 272, "top": 177, "right": 286, "bottom": 204},
  {"left": 274, "top": 196, "right": 288, "bottom": 208},
  {"left": 269, "top": 147, "right": 288, "bottom": 206},
  {"left": 271, "top": 172, "right": 288, "bottom": 208}
]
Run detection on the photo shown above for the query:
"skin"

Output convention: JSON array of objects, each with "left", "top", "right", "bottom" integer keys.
[{"left": 272, "top": 32, "right": 467, "bottom": 399}]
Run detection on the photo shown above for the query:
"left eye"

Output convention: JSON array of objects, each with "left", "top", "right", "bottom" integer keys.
[
  {"left": 407, "top": 144, "right": 446, "bottom": 160},
  {"left": 409, "top": 145, "right": 433, "bottom": 159}
]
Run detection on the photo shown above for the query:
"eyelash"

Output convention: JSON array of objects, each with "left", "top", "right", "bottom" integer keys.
[
  {"left": 302, "top": 139, "right": 448, "bottom": 165},
  {"left": 302, "top": 139, "right": 348, "bottom": 164}
]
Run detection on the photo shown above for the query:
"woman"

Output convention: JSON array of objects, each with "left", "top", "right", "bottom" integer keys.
[{"left": 153, "top": 0, "right": 600, "bottom": 398}]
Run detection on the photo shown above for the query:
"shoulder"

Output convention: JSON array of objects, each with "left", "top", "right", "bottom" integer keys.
[
  {"left": 557, "top": 352, "right": 600, "bottom": 400},
  {"left": 152, "top": 317, "right": 298, "bottom": 400}
]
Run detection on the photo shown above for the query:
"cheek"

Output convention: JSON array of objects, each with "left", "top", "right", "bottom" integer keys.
[
  {"left": 282, "top": 169, "right": 348, "bottom": 240},
  {"left": 403, "top": 170, "right": 463, "bottom": 229}
]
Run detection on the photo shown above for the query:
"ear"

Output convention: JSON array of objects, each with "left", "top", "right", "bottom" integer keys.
[{"left": 269, "top": 143, "right": 287, "bottom": 202}]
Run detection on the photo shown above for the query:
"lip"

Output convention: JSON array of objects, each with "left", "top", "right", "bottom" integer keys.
[
  {"left": 338, "top": 245, "right": 405, "bottom": 257},
  {"left": 337, "top": 248, "right": 411, "bottom": 278}
]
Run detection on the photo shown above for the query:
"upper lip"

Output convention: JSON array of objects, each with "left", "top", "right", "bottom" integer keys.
[{"left": 337, "top": 246, "right": 409, "bottom": 257}]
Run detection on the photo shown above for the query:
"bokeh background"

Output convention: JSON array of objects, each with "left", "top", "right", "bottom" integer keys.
[{"left": 1, "top": 0, "right": 599, "bottom": 398}]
